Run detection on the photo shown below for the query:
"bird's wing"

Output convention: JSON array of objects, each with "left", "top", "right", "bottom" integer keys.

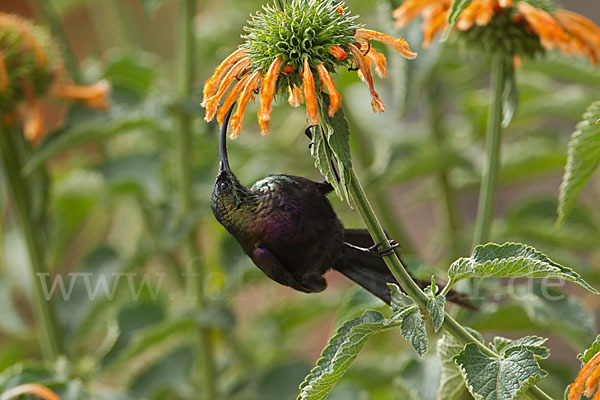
[{"left": 250, "top": 246, "right": 312, "bottom": 293}]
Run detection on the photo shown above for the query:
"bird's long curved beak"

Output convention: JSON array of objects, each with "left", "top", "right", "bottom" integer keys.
[{"left": 218, "top": 103, "right": 236, "bottom": 174}]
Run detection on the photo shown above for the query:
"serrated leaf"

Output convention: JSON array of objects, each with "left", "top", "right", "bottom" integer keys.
[
  {"left": 297, "top": 310, "right": 401, "bottom": 400},
  {"left": 401, "top": 309, "right": 428, "bottom": 357},
  {"left": 578, "top": 334, "right": 600, "bottom": 364},
  {"left": 438, "top": 334, "right": 467, "bottom": 400},
  {"left": 447, "top": 242, "right": 598, "bottom": 293},
  {"left": 502, "top": 61, "right": 518, "bottom": 128},
  {"left": 427, "top": 295, "right": 446, "bottom": 333},
  {"left": 491, "top": 336, "right": 550, "bottom": 360},
  {"left": 312, "top": 95, "right": 353, "bottom": 204},
  {"left": 441, "top": 0, "right": 473, "bottom": 41},
  {"left": 557, "top": 101, "right": 600, "bottom": 225},
  {"left": 453, "top": 343, "right": 547, "bottom": 400},
  {"left": 299, "top": 299, "right": 418, "bottom": 400}
]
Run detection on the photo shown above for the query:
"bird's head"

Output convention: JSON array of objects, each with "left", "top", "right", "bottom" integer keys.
[{"left": 211, "top": 104, "right": 249, "bottom": 228}]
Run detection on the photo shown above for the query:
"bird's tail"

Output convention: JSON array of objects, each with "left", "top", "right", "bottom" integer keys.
[{"left": 334, "top": 229, "right": 477, "bottom": 310}]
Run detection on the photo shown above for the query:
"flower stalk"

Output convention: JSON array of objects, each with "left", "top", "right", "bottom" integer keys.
[
  {"left": 346, "top": 157, "right": 553, "bottom": 400},
  {"left": 0, "top": 125, "right": 63, "bottom": 360},
  {"left": 174, "top": 0, "right": 216, "bottom": 396},
  {"left": 472, "top": 53, "right": 506, "bottom": 247}
]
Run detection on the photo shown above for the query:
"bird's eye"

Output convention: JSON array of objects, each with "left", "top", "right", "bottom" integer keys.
[{"left": 220, "top": 181, "right": 229, "bottom": 190}]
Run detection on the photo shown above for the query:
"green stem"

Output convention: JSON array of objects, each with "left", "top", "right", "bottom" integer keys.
[
  {"left": 347, "top": 167, "right": 553, "bottom": 400},
  {"left": 0, "top": 126, "right": 63, "bottom": 360},
  {"left": 427, "top": 85, "right": 461, "bottom": 258},
  {"left": 174, "top": 0, "right": 216, "bottom": 397},
  {"left": 35, "top": 0, "right": 81, "bottom": 82},
  {"left": 472, "top": 54, "right": 505, "bottom": 247}
]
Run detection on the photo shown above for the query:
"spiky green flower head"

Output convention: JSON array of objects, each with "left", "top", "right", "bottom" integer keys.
[
  {"left": 242, "top": 0, "right": 361, "bottom": 90},
  {"left": 0, "top": 13, "right": 63, "bottom": 113}
]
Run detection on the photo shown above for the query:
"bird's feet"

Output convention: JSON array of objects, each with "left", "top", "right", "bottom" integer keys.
[
  {"left": 305, "top": 126, "right": 314, "bottom": 149},
  {"left": 344, "top": 239, "right": 399, "bottom": 257}
]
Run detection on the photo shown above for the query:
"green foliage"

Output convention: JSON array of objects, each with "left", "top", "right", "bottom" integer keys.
[
  {"left": 438, "top": 329, "right": 484, "bottom": 400},
  {"left": 454, "top": 343, "right": 547, "bottom": 400},
  {"left": 441, "top": 0, "right": 473, "bottom": 42},
  {"left": 557, "top": 101, "right": 600, "bottom": 225},
  {"left": 310, "top": 94, "right": 353, "bottom": 203},
  {"left": 447, "top": 242, "right": 598, "bottom": 293},
  {"left": 578, "top": 335, "right": 600, "bottom": 364}
]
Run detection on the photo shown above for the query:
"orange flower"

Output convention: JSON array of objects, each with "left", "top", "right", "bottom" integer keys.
[
  {"left": 0, "top": 13, "right": 111, "bottom": 143},
  {"left": 569, "top": 351, "right": 600, "bottom": 400},
  {"left": 201, "top": 1, "right": 416, "bottom": 137},
  {"left": 392, "top": 0, "right": 600, "bottom": 66},
  {"left": 0, "top": 383, "right": 60, "bottom": 400}
]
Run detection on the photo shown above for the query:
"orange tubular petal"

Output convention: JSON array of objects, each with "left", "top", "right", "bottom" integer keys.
[
  {"left": 498, "top": 0, "right": 512, "bottom": 7},
  {"left": 22, "top": 81, "right": 44, "bottom": 143},
  {"left": 302, "top": 59, "right": 320, "bottom": 126},
  {"left": 517, "top": 2, "right": 570, "bottom": 51},
  {"left": 204, "top": 57, "right": 251, "bottom": 122},
  {"left": 348, "top": 43, "right": 385, "bottom": 114},
  {"left": 216, "top": 74, "right": 251, "bottom": 125},
  {"left": 476, "top": 0, "right": 495, "bottom": 26},
  {"left": 365, "top": 48, "right": 388, "bottom": 78},
  {"left": 555, "top": 11, "right": 600, "bottom": 66},
  {"left": 330, "top": 45, "right": 348, "bottom": 60},
  {"left": 423, "top": 7, "right": 449, "bottom": 48},
  {"left": 392, "top": 0, "right": 445, "bottom": 28},
  {"left": 230, "top": 71, "right": 262, "bottom": 139},
  {"left": 569, "top": 352, "right": 600, "bottom": 400},
  {"left": 585, "top": 366, "right": 600, "bottom": 398},
  {"left": 354, "top": 29, "right": 417, "bottom": 59},
  {"left": 288, "top": 85, "right": 304, "bottom": 107},
  {"left": 0, "top": 383, "right": 60, "bottom": 400},
  {"left": 316, "top": 64, "right": 341, "bottom": 117},
  {"left": 457, "top": 1, "right": 481, "bottom": 30},
  {"left": 201, "top": 48, "right": 245, "bottom": 107},
  {"left": 257, "top": 56, "right": 284, "bottom": 135},
  {"left": 0, "top": 51, "right": 7, "bottom": 91},
  {"left": 52, "top": 80, "right": 111, "bottom": 110}
]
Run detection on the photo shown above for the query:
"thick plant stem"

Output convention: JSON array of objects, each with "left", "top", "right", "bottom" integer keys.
[
  {"left": 472, "top": 54, "right": 505, "bottom": 247},
  {"left": 0, "top": 126, "right": 63, "bottom": 360},
  {"left": 347, "top": 167, "right": 553, "bottom": 400},
  {"left": 35, "top": 0, "right": 81, "bottom": 83},
  {"left": 174, "top": 0, "right": 216, "bottom": 397},
  {"left": 427, "top": 85, "right": 461, "bottom": 258}
]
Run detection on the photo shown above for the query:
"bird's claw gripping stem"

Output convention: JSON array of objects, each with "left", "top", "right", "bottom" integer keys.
[
  {"left": 368, "top": 239, "right": 399, "bottom": 256},
  {"left": 344, "top": 238, "right": 399, "bottom": 257}
]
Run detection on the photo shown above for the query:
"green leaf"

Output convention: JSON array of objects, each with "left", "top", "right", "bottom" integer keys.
[
  {"left": 401, "top": 309, "right": 428, "bottom": 357},
  {"left": 447, "top": 242, "right": 598, "bottom": 293},
  {"left": 491, "top": 336, "right": 550, "bottom": 360},
  {"left": 299, "top": 288, "right": 419, "bottom": 400},
  {"left": 312, "top": 95, "right": 353, "bottom": 204},
  {"left": 441, "top": 0, "right": 473, "bottom": 41},
  {"left": 453, "top": 343, "right": 547, "bottom": 400},
  {"left": 437, "top": 334, "right": 468, "bottom": 400},
  {"left": 297, "top": 310, "right": 402, "bottom": 400},
  {"left": 578, "top": 334, "right": 600, "bottom": 364},
  {"left": 501, "top": 60, "right": 518, "bottom": 128},
  {"left": 557, "top": 101, "right": 600, "bottom": 225},
  {"left": 427, "top": 295, "right": 446, "bottom": 333}
]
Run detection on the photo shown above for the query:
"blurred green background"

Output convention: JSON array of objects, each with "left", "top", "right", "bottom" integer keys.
[{"left": 1, "top": 0, "right": 600, "bottom": 399}]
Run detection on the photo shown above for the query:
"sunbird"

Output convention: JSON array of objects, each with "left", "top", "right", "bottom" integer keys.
[{"left": 211, "top": 105, "right": 474, "bottom": 308}]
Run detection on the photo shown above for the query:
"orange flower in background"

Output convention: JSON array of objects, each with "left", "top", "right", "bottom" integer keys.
[
  {"left": 201, "top": 0, "right": 417, "bottom": 138},
  {"left": 392, "top": 0, "right": 600, "bottom": 66},
  {"left": 569, "top": 351, "right": 600, "bottom": 400},
  {"left": 0, "top": 383, "right": 60, "bottom": 400},
  {"left": 0, "top": 12, "right": 110, "bottom": 143}
]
